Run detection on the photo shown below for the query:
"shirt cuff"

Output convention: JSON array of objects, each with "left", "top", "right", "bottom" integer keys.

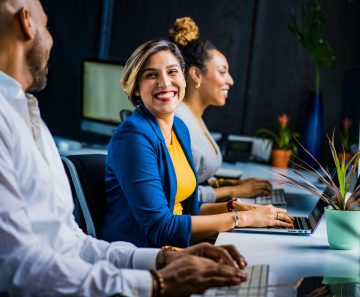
[
  {"left": 119, "top": 269, "right": 153, "bottom": 297},
  {"left": 198, "top": 185, "right": 216, "bottom": 203},
  {"left": 131, "top": 248, "right": 160, "bottom": 270}
]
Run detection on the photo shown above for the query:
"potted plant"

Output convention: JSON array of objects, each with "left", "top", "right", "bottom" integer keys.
[
  {"left": 272, "top": 132, "right": 360, "bottom": 250},
  {"left": 338, "top": 117, "right": 355, "bottom": 163},
  {"left": 288, "top": 1, "right": 336, "bottom": 167},
  {"left": 255, "top": 114, "right": 301, "bottom": 168},
  {"left": 307, "top": 277, "right": 360, "bottom": 296}
]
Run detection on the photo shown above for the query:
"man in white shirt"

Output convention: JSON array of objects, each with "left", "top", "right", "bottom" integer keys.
[{"left": 0, "top": 0, "right": 248, "bottom": 296}]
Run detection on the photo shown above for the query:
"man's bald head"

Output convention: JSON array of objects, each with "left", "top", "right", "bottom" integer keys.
[{"left": 0, "top": 0, "right": 53, "bottom": 92}]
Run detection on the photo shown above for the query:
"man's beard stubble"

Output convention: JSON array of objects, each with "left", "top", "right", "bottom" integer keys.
[{"left": 26, "top": 31, "right": 49, "bottom": 93}]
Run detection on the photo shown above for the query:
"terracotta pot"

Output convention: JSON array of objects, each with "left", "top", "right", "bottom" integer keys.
[
  {"left": 271, "top": 149, "right": 292, "bottom": 168},
  {"left": 338, "top": 152, "right": 354, "bottom": 163}
]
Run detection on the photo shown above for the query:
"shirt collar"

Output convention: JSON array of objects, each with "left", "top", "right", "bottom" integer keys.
[{"left": 0, "top": 70, "right": 25, "bottom": 101}]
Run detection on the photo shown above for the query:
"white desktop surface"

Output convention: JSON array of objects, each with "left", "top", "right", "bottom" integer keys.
[
  {"left": 216, "top": 162, "right": 360, "bottom": 289},
  {"left": 220, "top": 161, "right": 322, "bottom": 185},
  {"left": 216, "top": 219, "right": 360, "bottom": 286}
]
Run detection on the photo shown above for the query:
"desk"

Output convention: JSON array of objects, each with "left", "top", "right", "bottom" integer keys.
[
  {"left": 220, "top": 161, "right": 322, "bottom": 185},
  {"left": 216, "top": 163, "right": 360, "bottom": 290}
]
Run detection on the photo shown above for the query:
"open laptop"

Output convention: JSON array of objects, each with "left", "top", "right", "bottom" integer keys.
[
  {"left": 235, "top": 168, "right": 352, "bottom": 235},
  {"left": 255, "top": 159, "right": 353, "bottom": 206},
  {"left": 255, "top": 189, "right": 286, "bottom": 206}
]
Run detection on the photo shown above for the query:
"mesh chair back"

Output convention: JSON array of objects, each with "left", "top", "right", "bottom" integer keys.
[{"left": 67, "top": 154, "right": 107, "bottom": 237}]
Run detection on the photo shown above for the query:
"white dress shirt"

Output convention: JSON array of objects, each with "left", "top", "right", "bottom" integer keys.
[{"left": 0, "top": 71, "right": 159, "bottom": 297}]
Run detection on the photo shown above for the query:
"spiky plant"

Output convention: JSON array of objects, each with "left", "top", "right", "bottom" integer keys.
[{"left": 269, "top": 131, "right": 360, "bottom": 211}]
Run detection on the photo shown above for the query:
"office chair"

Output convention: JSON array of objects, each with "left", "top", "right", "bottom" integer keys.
[
  {"left": 61, "top": 154, "right": 107, "bottom": 238},
  {"left": 119, "top": 109, "right": 133, "bottom": 122}
]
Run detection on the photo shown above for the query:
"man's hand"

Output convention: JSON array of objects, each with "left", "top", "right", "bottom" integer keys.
[
  {"left": 164, "top": 242, "right": 247, "bottom": 270},
  {"left": 158, "top": 256, "right": 248, "bottom": 297}
]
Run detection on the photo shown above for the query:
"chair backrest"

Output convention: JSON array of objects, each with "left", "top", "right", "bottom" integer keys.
[
  {"left": 62, "top": 154, "right": 107, "bottom": 238},
  {"left": 61, "top": 158, "right": 87, "bottom": 232},
  {"left": 119, "top": 109, "right": 133, "bottom": 122}
]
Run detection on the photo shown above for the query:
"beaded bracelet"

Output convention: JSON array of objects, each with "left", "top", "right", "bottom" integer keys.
[{"left": 149, "top": 269, "right": 164, "bottom": 297}]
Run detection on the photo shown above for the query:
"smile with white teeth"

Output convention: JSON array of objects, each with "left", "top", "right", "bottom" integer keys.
[
  {"left": 221, "top": 90, "right": 228, "bottom": 95},
  {"left": 155, "top": 92, "right": 175, "bottom": 99}
]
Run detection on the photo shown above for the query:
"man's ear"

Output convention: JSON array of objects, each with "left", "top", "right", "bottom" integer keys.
[
  {"left": 19, "top": 8, "right": 36, "bottom": 40},
  {"left": 188, "top": 66, "right": 202, "bottom": 84}
]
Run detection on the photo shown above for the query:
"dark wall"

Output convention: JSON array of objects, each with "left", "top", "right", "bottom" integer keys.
[
  {"left": 37, "top": 0, "right": 107, "bottom": 143},
  {"left": 36, "top": 0, "right": 360, "bottom": 162},
  {"left": 109, "top": 0, "right": 256, "bottom": 134}
]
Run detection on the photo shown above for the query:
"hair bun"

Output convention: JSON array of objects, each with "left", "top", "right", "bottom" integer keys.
[{"left": 169, "top": 17, "right": 199, "bottom": 47}]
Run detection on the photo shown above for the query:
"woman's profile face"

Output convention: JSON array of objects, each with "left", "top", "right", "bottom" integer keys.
[
  {"left": 137, "top": 50, "right": 186, "bottom": 118},
  {"left": 199, "top": 50, "right": 234, "bottom": 106}
]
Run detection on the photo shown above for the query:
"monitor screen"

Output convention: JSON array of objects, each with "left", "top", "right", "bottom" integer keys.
[{"left": 81, "top": 59, "right": 135, "bottom": 136}]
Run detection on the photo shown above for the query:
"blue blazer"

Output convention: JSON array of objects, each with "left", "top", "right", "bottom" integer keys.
[{"left": 101, "top": 104, "right": 204, "bottom": 248}]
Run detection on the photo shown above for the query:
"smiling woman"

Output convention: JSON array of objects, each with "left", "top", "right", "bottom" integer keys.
[
  {"left": 100, "top": 39, "right": 293, "bottom": 248},
  {"left": 172, "top": 17, "right": 274, "bottom": 204}
]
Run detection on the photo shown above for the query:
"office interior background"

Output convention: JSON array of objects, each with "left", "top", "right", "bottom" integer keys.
[{"left": 36, "top": 0, "right": 360, "bottom": 165}]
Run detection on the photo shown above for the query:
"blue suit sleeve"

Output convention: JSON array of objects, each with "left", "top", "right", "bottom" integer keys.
[{"left": 108, "top": 122, "right": 192, "bottom": 247}]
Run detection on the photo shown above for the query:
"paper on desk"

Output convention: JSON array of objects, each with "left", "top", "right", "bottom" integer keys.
[{"left": 214, "top": 168, "right": 243, "bottom": 179}]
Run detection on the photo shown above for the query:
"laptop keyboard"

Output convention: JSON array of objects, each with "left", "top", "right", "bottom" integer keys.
[
  {"left": 293, "top": 217, "right": 311, "bottom": 230},
  {"left": 255, "top": 189, "right": 286, "bottom": 205},
  {"left": 203, "top": 265, "right": 269, "bottom": 297}
]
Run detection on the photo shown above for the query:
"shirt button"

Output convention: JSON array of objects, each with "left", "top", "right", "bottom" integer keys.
[{"left": 132, "top": 289, "right": 139, "bottom": 296}]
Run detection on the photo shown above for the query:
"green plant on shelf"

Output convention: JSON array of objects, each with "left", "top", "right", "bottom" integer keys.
[
  {"left": 255, "top": 114, "right": 301, "bottom": 155},
  {"left": 271, "top": 131, "right": 360, "bottom": 211},
  {"left": 288, "top": 1, "right": 336, "bottom": 92}
]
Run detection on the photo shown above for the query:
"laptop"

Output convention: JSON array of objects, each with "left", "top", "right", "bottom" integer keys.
[
  {"left": 255, "top": 189, "right": 286, "bottom": 206},
  {"left": 235, "top": 168, "right": 351, "bottom": 235},
  {"left": 202, "top": 264, "right": 269, "bottom": 297},
  {"left": 255, "top": 160, "right": 353, "bottom": 207}
]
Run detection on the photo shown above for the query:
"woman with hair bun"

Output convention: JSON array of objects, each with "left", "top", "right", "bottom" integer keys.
[
  {"left": 172, "top": 17, "right": 273, "bottom": 203},
  {"left": 101, "top": 39, "right": 293, "bottom": 249}
]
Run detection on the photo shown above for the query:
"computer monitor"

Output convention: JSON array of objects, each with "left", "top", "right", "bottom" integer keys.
[{"left": 81, "top": 58, "right": 135, "bottom": 137}]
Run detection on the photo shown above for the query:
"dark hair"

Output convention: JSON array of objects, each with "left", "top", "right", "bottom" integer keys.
[
  {"left": 169, "top": 17, "right": 216, "bottom": 74},
  {"left": 121, "top": 39, "right": 186, "bottom": 107}
]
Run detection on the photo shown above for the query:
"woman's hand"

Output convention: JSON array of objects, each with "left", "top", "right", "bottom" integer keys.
[
  {"left": 158, "top": 255, "right": 248, "bottom": 297},
  {"left": 234, "top": 201, "right": 261, "bottom": 211},
  {"left": 231, "top": 178, "right": 272, "bottom": 198},
  {"left": 238, "top": 205, "right": 294, "bottom": 228}
]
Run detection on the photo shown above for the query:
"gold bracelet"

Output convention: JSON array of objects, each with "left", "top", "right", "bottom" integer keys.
[
  {"left": 149, "top": 269, "right": 164, "bottom": 297},
  {"left": 214, "top": 178, "right": 224, "bottom": 188}
]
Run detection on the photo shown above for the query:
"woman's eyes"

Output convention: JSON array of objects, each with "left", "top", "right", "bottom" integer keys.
[
  {"left": 145, "top": 69, "right": 178, "bottom": 78},
  {"left": 145, "top": 73, "right": 156, "bottom": 78},
  {"left": 220, "top": 71, "right": 226, "bottom": 75}
]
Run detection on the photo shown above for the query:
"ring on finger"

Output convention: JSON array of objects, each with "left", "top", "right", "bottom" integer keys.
[{"left": 276, "top": 213, "right": 280, "bottom": 220}]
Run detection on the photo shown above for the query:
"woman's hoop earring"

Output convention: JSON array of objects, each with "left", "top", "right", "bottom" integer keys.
[{"left": 195, "top": 83, "right": 201, "bottom": 90}]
